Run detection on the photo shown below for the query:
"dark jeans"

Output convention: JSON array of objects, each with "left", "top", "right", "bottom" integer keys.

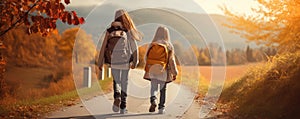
[
  {"left": 150, "top": 79, "right": 167, "bottom": 109},
  {"left": 112, "top": 68, "right": 129, "bottom": 109}
]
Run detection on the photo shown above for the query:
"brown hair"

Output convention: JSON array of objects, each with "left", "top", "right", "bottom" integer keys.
[{"left": 115, "top": 9, "right": 142, "bottom": 41}]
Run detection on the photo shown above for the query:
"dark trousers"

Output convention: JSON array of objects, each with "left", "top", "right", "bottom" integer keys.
[{"left": 112, "top": 69, "right": 129, "bottom": 109}]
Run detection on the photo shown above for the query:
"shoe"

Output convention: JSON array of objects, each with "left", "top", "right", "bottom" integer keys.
[
  {"left": 120, "top": 108, "right": 128, "bottom": 114},
  {"left": 158, "top": 108, "right": 165, "bottom": 114},
  {"left": 112, "top": 98, "right": 121, "bottom": 112},
  {"left": 149, "top": 101, "right": 157, "bottom": 112}
]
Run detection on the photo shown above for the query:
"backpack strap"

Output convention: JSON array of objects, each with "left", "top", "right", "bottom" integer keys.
[{"left": 127, "top": 37, "right": 133, "bottom": 61}]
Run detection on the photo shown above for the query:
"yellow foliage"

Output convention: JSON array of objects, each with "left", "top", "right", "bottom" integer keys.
[
  {"left": 222, "top": 0, "right": 300, "bottom": 52},
  {"left": 221, "top": 51, "right": 300, "bottom": 118}
]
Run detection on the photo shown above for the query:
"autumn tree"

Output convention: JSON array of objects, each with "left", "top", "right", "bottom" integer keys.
[
  {"left": 173, "top": 41, "right": 185, "bottom": 65},
  {"left": 52, "top": 27, "right": 95, "bottom": 83},
  {"left": 3, "top": 26, "right": 60, "bottom": 67},
  {"left": 59, "top": 27, "right": 95, "bottom": 64},
  {"left": 0, "top": 0, "right": 84, "bottom": 97},
  {"left": 222, "top": 0, "right": 300, "bottom": 52},
  {"left": 0, "top": 0, "right": 84, "bottom": 37},
  {"left": 246, "top": 45, "right": 254, "bottom": 62}
]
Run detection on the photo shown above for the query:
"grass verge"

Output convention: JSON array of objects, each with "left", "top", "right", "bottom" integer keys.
[
  {"left": 220, "top": 52, "right": 300, "bottom": 118},
  {"left": 0, "top": 77, "right": 113, "bottom": 118}
]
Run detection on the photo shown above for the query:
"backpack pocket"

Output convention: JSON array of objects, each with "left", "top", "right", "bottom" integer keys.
[{"left": 111, "top": 49, "right": 130, "bottom": 64}]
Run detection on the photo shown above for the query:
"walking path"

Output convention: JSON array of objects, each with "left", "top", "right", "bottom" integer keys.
[{"left": 46, "top": 69, "right": 197, "bottom": 119}]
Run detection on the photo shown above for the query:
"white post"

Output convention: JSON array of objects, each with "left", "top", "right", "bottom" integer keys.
[
  {"left": 107, "top": 67, "right": 112, "bottom": 78},
  {"left": 83, "top": 67, "right": 92, "bottom": 88},
  {"left": 98, "top": 65, "right": 111, "bottom": 80},
  {"left": 98, "top": 65, "right": 106, "bottom": 80},
  {"left": 100, "top": 66, "right": 105, "bottom": 80}
]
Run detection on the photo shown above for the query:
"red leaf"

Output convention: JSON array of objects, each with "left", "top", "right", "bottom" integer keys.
[
  {"left": 67, "top": 13, "right": 72, "bottom": 25},
  {"left": 62, "top": 18, "right": 66, "bottom": 23},
  {"left": 61, "top": 12, "right": 68, "bottom": 23},
  {"left": 79, "top": 17, "right": 85, "bottom": 24},
  {"left": 64, "top": 0, "right": 70, "bottom": 5},
  {"left": 50, "top": 19, "right": 57, "bottom": 29},
  {"left": 31, "top": 16, "right": 36, "bottom": 22},
  {"left": 73, "top": 16, "right": 79, "bottom": 25},
  {"left": 24, "top": 14, "right": 30, "bottom": 26},
  {"left": 46, "top": 9, "right": 52, "bottom": 16},
  {"left": 42, "top": 33, "right": 48, "bottom": 37},
  {"left": 51, "top": 18, "right": 57, "bottom": 23},
  {"left": 46, "top": 1, "right": 51, "bottom": 8},
  {"left": 24, "top": 19, "right": 30, "bottom": 25},
  {"left": 71, "top": 11, "right": 77, "bottom": 16},
  {"left": 39, "top": 24, "right": 45, "bottom": 33},
  {"left": 31, "top": 25, "right": 38, "bottom": 33},
  {"left": 52, "top": 22, "right": 57, "bottom": 29},
  {"left": 59, "top": 3, "right": 65, "bottom": 10}
]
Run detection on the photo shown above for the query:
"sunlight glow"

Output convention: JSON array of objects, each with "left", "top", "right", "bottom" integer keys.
[
  {"left": 69, "top": 0, "right": 259, "bottom": 15},
  {"left": 194, "top": 0, "right": 259, "bottom": 15}
]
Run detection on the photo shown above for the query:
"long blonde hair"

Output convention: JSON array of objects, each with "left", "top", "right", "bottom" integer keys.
[{"left": 115, "top": 9, "right": 142, "bottom": 41}]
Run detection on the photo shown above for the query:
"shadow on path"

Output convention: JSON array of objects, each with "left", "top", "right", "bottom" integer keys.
[{"left": 47, "top": 112, "right": 161, "bottom": 119}]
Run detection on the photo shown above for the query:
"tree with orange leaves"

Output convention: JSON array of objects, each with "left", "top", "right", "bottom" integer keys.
[
  {"left": 222, "top": 0, "right": 300, "bottom": 52},
  {"left": 0, "top": 0, "right": 84, "bottom": 38},
  {"left": 0, "top": 0, "right": 84, "bottom": 97}
]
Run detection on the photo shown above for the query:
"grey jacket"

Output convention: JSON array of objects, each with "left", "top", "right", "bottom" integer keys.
[
  {"left": 98, "top": 31, "right": 139, "bottom": 69},
  {"left": 143, "top": 40, "right": 178, "bottom": 83}
]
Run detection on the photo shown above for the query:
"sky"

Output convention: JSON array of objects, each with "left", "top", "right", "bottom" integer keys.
[{"left": 68, "top": 0, "right": 259, "bottom": 15}]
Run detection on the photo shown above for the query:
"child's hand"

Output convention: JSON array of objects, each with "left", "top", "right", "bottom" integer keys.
[
  {"left": 172, "top": 75, "right": 177, "bottom": 80},
  {"left": 130, "top": 62, "right": 135, "bottom": 69},
  {"left": 130, "top": 65, "right": 135, "bottom": 69}
]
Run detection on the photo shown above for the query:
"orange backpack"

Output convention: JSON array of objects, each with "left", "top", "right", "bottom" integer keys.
[{"left": 145, "top": 42, "right": 169, "bottom": 74}]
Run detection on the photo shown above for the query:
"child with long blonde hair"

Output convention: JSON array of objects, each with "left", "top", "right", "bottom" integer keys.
[{"left": 98, "top": 9, "right": 142, "bottom": 114}]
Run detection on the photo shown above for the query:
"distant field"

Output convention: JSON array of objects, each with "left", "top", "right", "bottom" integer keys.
[
  {"left": 176, "top": 64, "right": 257, "bottom": 96},
  {"left": 5, "top": 64, "right": 254, "bottom": 90},
  {"left": 181, "top": 64, "right": 254, "bottom": 82},
  {"left": 199, "top": 64, "right": 249, "bottom": 82}
]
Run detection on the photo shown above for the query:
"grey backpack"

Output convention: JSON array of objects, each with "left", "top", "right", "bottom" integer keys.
[{"left": 104, "top": 21, "right": 131, "bottom": 65}]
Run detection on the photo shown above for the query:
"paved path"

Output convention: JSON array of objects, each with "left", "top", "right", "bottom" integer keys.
[{"left": 46, "top": 69, "right": 196, "bottom": 119}]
